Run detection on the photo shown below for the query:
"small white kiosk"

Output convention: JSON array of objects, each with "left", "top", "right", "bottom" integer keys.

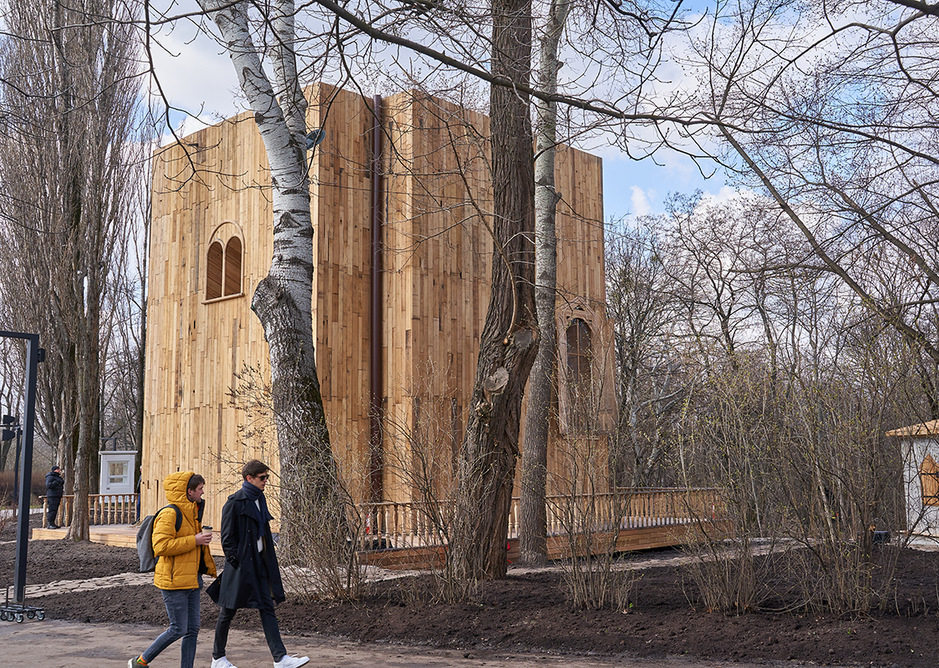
[
  {"left": 99, "top": 450, "right": 137, "bottom": 495},
  {"left": 887, "top": 420, "right": 939, "bottom": 537}
]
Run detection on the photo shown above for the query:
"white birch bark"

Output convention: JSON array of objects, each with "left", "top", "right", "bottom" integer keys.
[
  {"left": 197, "top": 0, "right": 338, "bottom": 545},
  {"left": 518, "top": 0, "right": 571, "bottom": 565}
]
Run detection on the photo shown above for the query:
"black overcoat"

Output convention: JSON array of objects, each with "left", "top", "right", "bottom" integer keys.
[
  {"left": 207, "top": 487, "right": 285, "bottom": 609},
  {"left": 45, "top": 471, "right": 64, "bottom": 498}
]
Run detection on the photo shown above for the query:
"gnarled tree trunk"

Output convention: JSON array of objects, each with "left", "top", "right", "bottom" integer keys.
[{"left": 451, "top": 0, "right": 537, "bottom": 580}]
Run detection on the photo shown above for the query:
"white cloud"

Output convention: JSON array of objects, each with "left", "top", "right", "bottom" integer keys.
[
  {"left": 630, "top": 186, "right": 652, "bottom": 217},
  {"left": 700, "top": 186, "right": 756, "bottom": 207},
  {"left": 147, "top": 1, "right": 243, "bottom": 125}
]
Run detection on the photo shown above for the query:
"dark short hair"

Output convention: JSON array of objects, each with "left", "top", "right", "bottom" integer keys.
[
  {"left": 242, "top": 460, "right": 269, "bottom": 480},
  {"left": 187, "top": 473, "right": 205, "bottom": 491}
]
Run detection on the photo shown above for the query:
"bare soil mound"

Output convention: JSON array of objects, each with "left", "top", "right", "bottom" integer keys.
[{"left": 2, "top": 527, "right": 938, "bottom": 667}]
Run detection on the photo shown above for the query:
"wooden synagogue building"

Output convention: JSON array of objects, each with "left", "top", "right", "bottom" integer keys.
[{"left": 142, "top": 84, "right": 616, "bottom": 529}]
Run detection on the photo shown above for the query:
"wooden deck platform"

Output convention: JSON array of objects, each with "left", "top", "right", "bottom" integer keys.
[
  {"left": 360, "top": 519, "right": 734, "bottom": 569},
  {"left": 32, "top": 488, "right": 730, "bottom": 570},
  {"left": 31, "top": 525, "right": 227, "bottom": 557}
]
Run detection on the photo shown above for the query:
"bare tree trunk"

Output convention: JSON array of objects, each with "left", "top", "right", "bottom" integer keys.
[
  {"left": 70, "top": 267, "right": 102, "bottom": 540},
  {"left": 135, "top": 235, "right": 148, "bottom": 479},
  {"left": 452, "top": 0, "right": 537, "bottom": 580},
  {"left": 519, "top": 0, "right": 571, "bottom": 565},
  {"left": 197, "top": 0, "right": 340, "bottom": 549}
]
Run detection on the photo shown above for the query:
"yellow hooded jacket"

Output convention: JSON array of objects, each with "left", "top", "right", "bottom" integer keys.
[{"left": 152, "top": 470, "right": 217, "bottom": 590}]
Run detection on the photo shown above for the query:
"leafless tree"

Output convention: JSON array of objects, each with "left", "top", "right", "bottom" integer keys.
[
  {"left": 514, "top": 0, "right": 692, "bottom": 565},
  {"left": 517, "top": 0, "right": 573, "bottom": 566},
  {"left": 604, "top": 220, "right": 684, "bottom": 487},
  {"left": 193, "top": 0, "right": 343, "bottom": 552},
  {"left": 0, "top": 0, "right": 143, "bottom": 539},
  {"left": 446, "top": 0, "right": 539, "bottom": 580},
  {"left": 694, "top": 0, "right": 939, "bottom": 402}
]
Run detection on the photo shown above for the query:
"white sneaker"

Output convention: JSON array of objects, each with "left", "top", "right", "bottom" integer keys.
[
  {"left": 211, "top": 657, "right": 238, "bottom": 668},
  {"left": 273, "top": 656, "right": 309, "bottom": 668}
]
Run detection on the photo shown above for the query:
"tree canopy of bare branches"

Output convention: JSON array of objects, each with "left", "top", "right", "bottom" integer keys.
[{"left": 0, "top": 0, "right": 144, "bottom": 538}]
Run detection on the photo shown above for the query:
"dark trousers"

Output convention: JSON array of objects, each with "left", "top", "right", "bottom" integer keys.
[
  {"left": 46, "top": 497, "right": 61, "bottom": 527},
  {"left": 212, "top": 583, "right": 286, "bottom": 661}
]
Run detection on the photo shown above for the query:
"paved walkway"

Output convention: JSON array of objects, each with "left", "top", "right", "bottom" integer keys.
[
  {"left": 9, "top": 549, "right": 710, "bottom": 600},
  {"left": 0, "top": 618, "right": 790, "bottom": 668},
  {"left": 0, "top": 508, "right": 41, "bottom": 518}
]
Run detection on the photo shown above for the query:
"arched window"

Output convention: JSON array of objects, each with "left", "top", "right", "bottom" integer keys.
[
  {"left": 206, "top": 241, "right": 224, "bottom": 300},
  {"left": 224, "top": 237, "right": 242, "bottom": 296},
  {"left": 566, "top": 318, "right": 592, "bottom": 432},
  {"left": 920, "top": 455, "right": 939, "bottom": 506},
  {"left": 205, "top": 224, "right": 244, "bottom": 302}
]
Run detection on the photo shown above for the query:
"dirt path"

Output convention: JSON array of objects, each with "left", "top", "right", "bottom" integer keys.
[{"left": 0, "top": 618, "right": 817, "bottom": 668}]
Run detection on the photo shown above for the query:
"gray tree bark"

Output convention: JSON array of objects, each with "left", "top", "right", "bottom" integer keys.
[
  {"left": 519, "top": 0, "right": 571, "bottom": 565},
  {"left": 451, "top": 0, "right": 538, "bottom": 580}
]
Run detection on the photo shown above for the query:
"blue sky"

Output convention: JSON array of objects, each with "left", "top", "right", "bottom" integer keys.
[{"left": 601, "top": 149, "right": 729, "bottom": 221}]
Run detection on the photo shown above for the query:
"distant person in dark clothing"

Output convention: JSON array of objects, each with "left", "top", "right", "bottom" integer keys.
[{"left": 45, "top": 466, "right": 64, "bottom": 529}]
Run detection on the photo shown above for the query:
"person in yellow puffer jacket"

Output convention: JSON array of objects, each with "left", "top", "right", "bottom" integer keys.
[{"left": 128, "top": 471, "right": 217, "bottom": 668}]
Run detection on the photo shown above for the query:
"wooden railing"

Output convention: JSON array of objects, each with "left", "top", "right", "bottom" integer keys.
[
  {"left": 37, "top": 487, "right": 724, "bottom": 546},
  {"left": 357, "top": 487, "right": 726, "bottom": 550},
  {"left": 512, "top": 487, "right": 727, "bottom": 536},
  {"left": 41, "top": 494, "right": 138, "bottom": 527}
]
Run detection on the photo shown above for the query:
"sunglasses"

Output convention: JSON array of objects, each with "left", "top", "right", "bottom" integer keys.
[{"left": 255, "top": 474, "right": 270, "bottom": 481}]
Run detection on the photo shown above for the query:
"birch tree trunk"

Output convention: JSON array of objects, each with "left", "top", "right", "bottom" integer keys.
[
  {"left": 451, "top": 0, "right": 538, "bottom": 580},
  {"left": 197, "top": 0, "right": 339, "bottom": 548},
  {"left": 518, "top": 0, "right": 571, "bottom": 565}
]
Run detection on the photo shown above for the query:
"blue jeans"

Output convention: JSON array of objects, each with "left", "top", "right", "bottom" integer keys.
[{"left": 143, "top": 586, "right": 201, "bottom": 668}]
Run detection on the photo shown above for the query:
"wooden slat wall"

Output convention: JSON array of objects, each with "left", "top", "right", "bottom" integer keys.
[
  {"left": 145, "top": 84, "right": 606, "bottom": 528},
  {"left": 147, "top": 110, "right": 279, "bottom": 529},
  {"left": 308, "top": 84, "right": 374, "bottom": 499},
  {"left": 538, "top": 145, "right": 616, "bottom": 491},
  {"left": 378, "top": 91, "right": 495, "bottom": 502}
]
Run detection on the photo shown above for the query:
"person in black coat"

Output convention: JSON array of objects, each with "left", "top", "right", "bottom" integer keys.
[
  {"left": 45, "top": 466, "right": 64, "bottom": 529},
  {"left": 207, "top": 460, "right": 309, "bottom": 668}
]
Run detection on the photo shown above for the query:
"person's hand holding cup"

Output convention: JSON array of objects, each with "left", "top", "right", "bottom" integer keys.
[{"left": 196, "top": 525, "right": 213, "bottom": 545}]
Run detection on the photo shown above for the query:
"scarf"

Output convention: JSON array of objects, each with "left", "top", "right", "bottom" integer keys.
[{"left": 241, "top": 480, "right": 272, "bottom": 525}]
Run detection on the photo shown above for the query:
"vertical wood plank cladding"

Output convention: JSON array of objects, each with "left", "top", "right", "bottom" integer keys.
[{"left": 145, "top": 85, "right": 605, "bottom": 526}]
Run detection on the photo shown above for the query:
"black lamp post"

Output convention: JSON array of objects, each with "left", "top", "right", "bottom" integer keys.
[{"left": 0, "top": 331, "right": 42, "bottom": 610}]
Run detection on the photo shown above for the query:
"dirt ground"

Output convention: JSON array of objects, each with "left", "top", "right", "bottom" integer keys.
[{"left": 2, "top": 517, "right": 938, "bottom": 667}]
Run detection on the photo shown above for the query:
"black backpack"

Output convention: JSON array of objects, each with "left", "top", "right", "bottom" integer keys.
[{"left": 136, "top": 504, "right": 182, "bottom": 572}]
